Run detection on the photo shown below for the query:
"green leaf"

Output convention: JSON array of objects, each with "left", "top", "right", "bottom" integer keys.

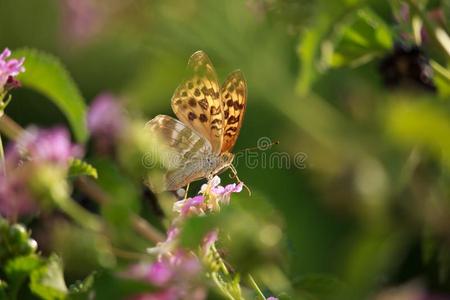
[
  {"left": 68, "top": 273, "right": 95, "bottom": 300},
  {"left": 179, "top": 214, "right": 217, "bottom": 249},
  {"left": 12, "top": 48, "right": 88, "bottom": 142},
  {"left": 68, "top": 159, "right": 98, "bottom": 179},
  {"left": 293, "top": 274, "right": 344, "bottom": 296},
  {"left": 5, "top": 255, "right": 42, "bottom": 280},
  {"left": 325, "top": 8, "right": 393, "bottom": 68},
  {"left": 5, "top": 255, "right": 43, "bottom": 299},
  {"left": 385, "top": 99, "right": 450, "bottom": 169},
  {"left": 30, "top": 255, "right": 68, "bottom": 300},
  {"left": 93, "top": 271, "right": 155, "bottom": 300}
]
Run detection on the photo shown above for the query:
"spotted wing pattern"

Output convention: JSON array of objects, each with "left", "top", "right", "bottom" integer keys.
[
  {"left": 171, "top": 51, "right": 224, "bottom": 155},
  {"left": 220, "top": 70, "right": 247, "bottom": 152}
]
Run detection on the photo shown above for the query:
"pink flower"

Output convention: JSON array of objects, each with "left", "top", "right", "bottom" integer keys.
[
  {"left": 200, "top": 176, "right": 243, "bottom": 205},
  {"left": 173, "top": 176, "right": 243, "bottom": 217},
  {"left": 0, "top": 127, "right": 82, "bottom": 218},
  {"left": 87, "top": 92, "right": 125, "bottom": 140},
  {"left": 267, "top": 297, "right": 279, "bottom": 300},
  {"left": 173, "top": 196, "right": 205, "bottom": 216},
  {"left": 61, "top": 0, "right": 107, "bottom": 43},
  {"left": 125, "top": 251, "right": 204, "bottom": 300},
  {"left": 10, "top": 127, "right": 83, "bottom": 167},
  {"left": 201, "top": 230, "right": 218, "bottom": 254},
  {"left": 130, "top": 289, "right": 177, "bottom": 300},
  {"left": 0, "top": 170, "right": 37, "bottom": 218},
  {"left": 0, "top": 48, "right": 25, "bottom": 92}
]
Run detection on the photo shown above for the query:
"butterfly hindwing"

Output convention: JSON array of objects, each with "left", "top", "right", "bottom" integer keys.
[
  {"left": 171, "top": 51, "right": 224, "bottom": 155},
  {"left": 145, "top": 115, "right": 212, "bottom": 170},
  {"left": 220, "top": 70, "right": 247, "bottom": 152}
]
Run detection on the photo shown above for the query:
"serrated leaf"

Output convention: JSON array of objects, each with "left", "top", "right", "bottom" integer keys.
[
  {"left": 68, "top": 159, "right": 98, "bottom": 179},
  {"left": 30, "top": 255, "right": 68, "bottom": 300},
  {"left": 12, "top": 48, "right": 88, "bottom": 142}
]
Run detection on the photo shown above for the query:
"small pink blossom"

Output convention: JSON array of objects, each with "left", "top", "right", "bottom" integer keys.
[
  {"left": 173, "top": 195, "right": 205, "bottom": 216},
  {"left": 200, "top": 176, "right": 243, "bottom": 206},
  {"left": 9, "top": 127, "right": 82, "bottom": 167},
  {"left": 87, "top": 92, "right": 125, "bottom": 140},
  {"left": 267, "top": 297, "right": 279, "bottom": 300},
  {"left": 61, "top": 0, "right": 107, "bottom": 44},
  {"left": 0, "top": 48, "right": 25, "bottom": 91},
  {"left": 147, "top": 227, "right": 180, "bottom": 256},
  {"left": 201, "top": 230, "right": 218, "bottom": 254},
  {"left": 125, "top": 251, "right": 204, "bottom": 300}
]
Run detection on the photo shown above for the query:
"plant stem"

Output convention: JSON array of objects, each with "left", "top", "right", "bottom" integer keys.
[
  {"left": 54, "top": 196, "right": 103, "bottom": 232},
  {"left": 405, "top": 0, "right": 450, "bottom": 59},
  {"left": 76, "top": 177, "right": 165, "bottom": 243},
  {"left": 430, "top": 60, "right": 450, "bottom": 84},
  {"left": 248, "top": 274, "right": 266, "bottom": 300},
  {"left": 0, "top": 133, "right": 5, "bottom": 176},
  {"left": 0, "top": 114, "right": 22, "bottom": 140},
  {"left": 211, "top": 272, "right": 237, "bottom": 300}
]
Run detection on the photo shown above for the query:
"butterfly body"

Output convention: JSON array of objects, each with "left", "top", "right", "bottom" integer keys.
[{"left": 147, "top": 51, "right": 246, "bottom": 191}]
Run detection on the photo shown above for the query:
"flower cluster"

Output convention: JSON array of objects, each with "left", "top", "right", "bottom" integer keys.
[
  {"left": 124, "top": 176, "right": 244, "bottom": 299},
  {"left": 125, "top": 250, "right": 206, "bottom": 300},
  {"left": 0, "top": 48, "right": 25, "bottom": 94},
  {"left": 8, "top": 127, "right": 83, "bottom": 167},
  {"left": 173, "top": 176, "right": 243, "bottom": 217},
  {"left": 0, "top": 127, "right": 82, "bottom": 218}
]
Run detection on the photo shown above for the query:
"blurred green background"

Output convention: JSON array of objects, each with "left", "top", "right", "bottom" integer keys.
[{"left": 1, "top": 0, "right": 450, "bottom": 299}]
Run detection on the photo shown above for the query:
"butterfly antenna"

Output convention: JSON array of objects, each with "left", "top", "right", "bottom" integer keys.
[
  {"left": 230, "top": 164, "right": 251, "bottom": 196},
  {"left": 236, "top": 140, "right": 279, "bottom": 154}
]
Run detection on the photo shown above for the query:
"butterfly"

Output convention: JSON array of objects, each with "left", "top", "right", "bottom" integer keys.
[{"left": 146, "top": 51, "right": 247, "bottom": 191}]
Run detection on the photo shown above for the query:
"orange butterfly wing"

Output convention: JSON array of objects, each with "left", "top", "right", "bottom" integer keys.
[{"left": 220, "top": 70, "right": 247, "bottom": 153}]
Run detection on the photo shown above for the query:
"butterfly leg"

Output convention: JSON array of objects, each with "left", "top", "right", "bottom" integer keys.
[
  {"left": 229, "top": 164, "right": 251, "bottom": 196},
  {"left": 183, "top": 183, "right": 190, "bottom": 200}
]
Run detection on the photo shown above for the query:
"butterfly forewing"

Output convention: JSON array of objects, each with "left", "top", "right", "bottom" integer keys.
[
  {"left": 171, "top": 51, "right": 224, "bottom": 154},
  {"left": 220, "top": 70, "right": 247, "bottom": 152}
]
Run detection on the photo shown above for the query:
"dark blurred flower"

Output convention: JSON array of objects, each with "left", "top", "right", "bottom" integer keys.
[
  {"left": 379, "top": 43, "right": 436, "bottom": 91},
  {"left": 0, "top": 48, "right": 25, "bottom": 93},
  {"left": 125, "top": 250, "right": 205, "bottom": 300},
  {"left": 373, "top": 281, "right": 450, "bottom": 300}
]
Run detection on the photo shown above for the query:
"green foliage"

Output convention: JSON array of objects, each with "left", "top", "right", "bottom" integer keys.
[
  {"left": 324, "top": 8, "right": 393, "bottom": 68},
  {"left": 29, "top": 256, "right": 68, "bottom": 300},
  {"left": 92, "top": 271, "right": 155, "bottom": 300},
  {"left": 0, "top": 0, "right": 450, "bottom": 299},
  {"left": 68, "top": 159, "right": 98, "bottom": 179},
  {"left": 12, "top": 49, "right": 88, "bottom": 142},
  {"left": 0, "top": 218, "right": 67, "bottom": 300}
]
